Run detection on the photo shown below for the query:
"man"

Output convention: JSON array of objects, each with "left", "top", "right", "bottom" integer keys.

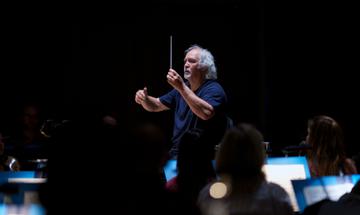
[{"left": 135, "top": 45, "right": 228, "bottom": 158}]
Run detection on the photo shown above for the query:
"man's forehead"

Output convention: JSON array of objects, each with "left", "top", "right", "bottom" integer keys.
[{"left": 185, "top": 48, "right": 200, "bottom": 59}]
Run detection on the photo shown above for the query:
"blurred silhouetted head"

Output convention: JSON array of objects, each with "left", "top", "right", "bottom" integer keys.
[
  {"left": 307, "top": 115, "right": 344, "bottom": 153},
  {"left": 306, "top": 115, "right": 348, "bottom": 176},
  {"left": 215, "top": 123, "right": 265, "bottom": 178},
  {"left": 128, "top": 122, "right": 168, "bottom": 174},
  {"left": 307, "top": 116, "right": 345, "bottom": 157}
]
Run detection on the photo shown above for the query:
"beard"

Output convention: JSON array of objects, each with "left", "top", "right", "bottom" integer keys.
[{"left": 184, "top": 70, "right": 190, "bottom": 80}]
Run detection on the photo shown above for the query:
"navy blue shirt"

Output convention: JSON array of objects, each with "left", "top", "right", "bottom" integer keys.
[{"left": 159, "top": 80, "right": 228, "bottom": 157}]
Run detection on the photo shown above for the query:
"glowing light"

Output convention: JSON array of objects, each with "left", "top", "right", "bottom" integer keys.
[{"left": 209, "top": 182, "right": 227, "bottom": 199}]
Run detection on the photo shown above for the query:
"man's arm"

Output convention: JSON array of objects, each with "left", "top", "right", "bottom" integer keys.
[
  {"left": 166, "top": 70, "right": 215, "bottom": 120},
  {"left": 178, "top": 86, "right": 215, "bottom": 120},
  {"left": 135, "top": 87, "right": 169, "bottom": 112}
]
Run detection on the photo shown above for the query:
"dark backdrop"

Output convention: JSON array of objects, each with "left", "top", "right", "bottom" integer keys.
[{"left": 1, "top": 1, "right": 359, "bottom": 156}]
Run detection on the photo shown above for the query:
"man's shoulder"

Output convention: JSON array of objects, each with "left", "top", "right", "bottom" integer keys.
[{"left": 202, "top": 80, "right": 225, "bottom": 91}]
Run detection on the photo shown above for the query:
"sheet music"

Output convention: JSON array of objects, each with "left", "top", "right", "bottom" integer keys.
[{"left": 263, "top": 164, "right": 307, "bottom": 212}]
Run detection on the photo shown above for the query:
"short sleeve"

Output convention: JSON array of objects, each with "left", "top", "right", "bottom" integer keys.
[
  {"left": 198, "top": 83, "right": 227, "bottom": 111},
  {"left": 159, "top": 89, "right": 178, "bottom": 109}
]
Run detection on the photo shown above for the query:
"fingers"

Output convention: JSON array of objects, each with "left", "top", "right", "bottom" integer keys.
[
  {"left": 168, "top": 69, "right": 177, "bottom": 76},
  {"left": 135, "top": 92, "right": 142, "bottom": 104},
  {"left": 166, "top": 73, "right": 173, "bottom": 81},
  {"left": 143, "top": 87, "right": 148, "bottom": 97},
  {"left": 135, "top": 96, "right": 142, "bottom": 104},
  {"left": 135, "top": 89, "right": 145, "bottom": 104},
  {"left": 135, "top": 87, "right": 149, "bottom": 104},
  {"left": 167, "top": 69, "right": 183, "bottom": 83},
  {"left": 167, "top": 70, "right": 177, "bottom": 81}
]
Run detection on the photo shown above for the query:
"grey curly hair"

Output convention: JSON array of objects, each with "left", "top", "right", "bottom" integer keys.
[{"left": 185, "top": 45, "right": 217, "bottom": 80}]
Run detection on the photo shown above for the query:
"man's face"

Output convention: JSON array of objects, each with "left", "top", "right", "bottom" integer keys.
[{"left": 183, "top": 48, "right": 203, "bottom": 81}]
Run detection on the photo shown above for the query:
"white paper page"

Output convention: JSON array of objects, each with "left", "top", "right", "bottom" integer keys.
[
  {"left": 303, "top": 185, "right": 328, "bottom": 205},
  {"left": 324, "top": 183, "right": 353, "bottom": 201},
  {"left": 263, "top": 164, "right": 307, "bottom": 212}
]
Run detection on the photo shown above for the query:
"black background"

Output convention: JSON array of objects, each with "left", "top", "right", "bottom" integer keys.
[{"left": 1, "top": 1, "right": 359, "bottom": 156}]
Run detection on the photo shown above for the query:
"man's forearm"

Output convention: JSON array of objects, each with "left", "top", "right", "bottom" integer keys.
[
  {"left": 179, "top": 86, "right": 215, "bottom": 120},
  {"left": 142, "top": 96, "right": 168, "bottom": 112}
]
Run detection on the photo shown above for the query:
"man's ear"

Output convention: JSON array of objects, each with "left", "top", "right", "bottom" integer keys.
[
  {"left": 198, "top": 64, "right": 208, "bottom": 77},
  {"left": 198, "top": 63, "right": 207, "bottom": 72}
]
